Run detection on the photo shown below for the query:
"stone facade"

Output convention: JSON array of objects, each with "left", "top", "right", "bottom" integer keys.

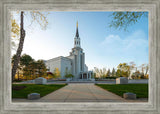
[
  {"left": 28, "top": 93, "right": 40, "bottom": 100},
  {"left": 123, "top": 92, "right": 136, "bottom": 100},
  {"left": 45, "top": 22, "right": 93, "bottom": 80},
  {"left": 35, "top": 77, "right": 47, "bottom": 84},
  {"left": 45, "top": 56, "right": 72, "bottom": 79},
  {"left": 116, "top": 77, "right": 128, "bottom": 84}
]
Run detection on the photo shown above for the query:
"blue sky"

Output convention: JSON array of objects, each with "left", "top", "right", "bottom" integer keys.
[{"left": 12, "top": 11, "right": 148, "bottom": 70}]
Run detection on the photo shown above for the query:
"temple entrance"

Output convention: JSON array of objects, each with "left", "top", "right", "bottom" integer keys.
[
  {"left": 80, "top": 73, "right": 87, "bottom": 79},
  {"left": 80, "top": 71, "right": 94, "bottom": 80}
]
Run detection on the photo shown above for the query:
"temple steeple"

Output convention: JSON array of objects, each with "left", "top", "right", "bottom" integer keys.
[
  {"left": 76, "top": 21, "right": 79, "bottom": 37},
  {"left": 74, "top": 21, "right": 81, "bottom": 48}
]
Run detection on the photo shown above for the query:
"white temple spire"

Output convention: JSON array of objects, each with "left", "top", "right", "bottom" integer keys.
[{"left": 74, "top": 21, "right": 81, "bottom": 48}]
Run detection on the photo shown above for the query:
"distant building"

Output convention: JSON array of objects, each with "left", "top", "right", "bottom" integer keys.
[{"left": 45, "top": 22, "right": 93, "bottom": 80}]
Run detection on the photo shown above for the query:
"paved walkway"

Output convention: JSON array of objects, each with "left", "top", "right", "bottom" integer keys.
[
  {"left": 37, "top": 83, "right": 125, "bottom": 102},
  {"left": 12, "top": 83, "right": 148, "bottom": 102}
]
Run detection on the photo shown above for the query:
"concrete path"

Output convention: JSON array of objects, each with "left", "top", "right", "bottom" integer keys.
[
  {"left": 37, "top": 83, "right": 125, "bottom": 102},
  {"left": 12, "top": 83, "right": 148, "bottom": 102}
]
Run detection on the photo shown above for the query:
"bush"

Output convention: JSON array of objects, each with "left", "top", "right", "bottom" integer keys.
[
  {"left": 105, "top": 77, "right": 117, "bottom": 79},
  {"left": 13, "top": 79, "right": 23, "bottom": 82},
  {"left": 65, "top": 74, "right": 74, "bottom": 78},
  {"left": 58, "top": 79, "right": 66, "bottom": 81},
  {"left": 95, "top": 77, "right": 117, "bottom": 81}
]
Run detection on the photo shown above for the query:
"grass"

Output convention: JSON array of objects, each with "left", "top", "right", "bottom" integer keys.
[
  {"left": 12, "top": 84, "right": 66, "bottom": 98},
  {"left": 96, "top": 84, "right": 148, "bottom": 98}
]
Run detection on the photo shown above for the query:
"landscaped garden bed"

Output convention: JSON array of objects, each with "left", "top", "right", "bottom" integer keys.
[
  {"left": 96, "top": 84, "right": 148, "bottom": 98},
  {"left": 12, "top": 84, "right": 66, "bottom": 98}
]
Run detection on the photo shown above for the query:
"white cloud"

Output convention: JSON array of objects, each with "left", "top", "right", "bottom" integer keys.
[
  {"left": 99, "top": 30, "right": 148, "bottom": 66},
  {"left": 101, "top": 30, "right": 148, "bottom": 53},
  {"left": 85, "top": 30, "right": 149, "bottom": 70}
]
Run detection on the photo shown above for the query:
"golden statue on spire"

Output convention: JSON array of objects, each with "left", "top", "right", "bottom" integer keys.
[
  {"left": 76, "top": 21, "right": 79, "bottom": 37},
  {"left": 77, "top": 21, "right": 78, "bottom": 28}
]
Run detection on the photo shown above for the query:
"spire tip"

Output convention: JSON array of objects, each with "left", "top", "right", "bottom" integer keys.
[{"left": 77, "top": 21, "right": 78, "bottom": 28}]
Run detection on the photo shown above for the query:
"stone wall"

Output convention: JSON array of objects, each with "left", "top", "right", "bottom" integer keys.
[
  {"left": 45, "top": 56, "right": 62, "bottom": 73},
  {"left": 128, "top": 79, "right": 148, "bottom": 84},
  {"left": 46, "top": 56, "right": 72, "bottom": 79},
  {"left": 60, "top": 57, "right": 72, "bottom": 78}
]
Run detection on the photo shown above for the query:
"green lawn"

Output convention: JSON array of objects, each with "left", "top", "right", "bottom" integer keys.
[
  {"left": 96, "top": 84, "right": 148, "bottom": 98},
  {"left": 12, "top": 84, "right": 66, "bottom": 98}
]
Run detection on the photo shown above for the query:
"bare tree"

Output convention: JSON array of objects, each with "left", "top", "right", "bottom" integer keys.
[
  {"left": 128, "top": 61, "right": 136, "bottom": 79},
  {"left": 109, "top": 12, "right": 148, "bottom": 31},
  {"left": 11, "top": 11, "right": 49, "bottom": 81},
  {"left": 12, "top": 11, "right": 25, "bottom": 82},
  {"left": 94, "top": 67, "right": 107, "bottom": 79}
]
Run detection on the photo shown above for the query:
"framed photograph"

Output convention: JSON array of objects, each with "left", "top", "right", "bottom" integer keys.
[{"left": 0, "top": 0, "right": 160, "bottom": 114}]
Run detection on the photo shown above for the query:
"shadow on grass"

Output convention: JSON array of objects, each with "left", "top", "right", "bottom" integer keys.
[
  {"left": 96, "top": 84, "right": 148, "bottom": 98},
  {"left": 12, "top": 84, "right": 67, "bottom": 98}
]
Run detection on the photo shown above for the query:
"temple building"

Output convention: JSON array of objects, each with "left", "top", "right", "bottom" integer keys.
[{"left": 45, "top": 22, "right": 93, "bottom": 80}]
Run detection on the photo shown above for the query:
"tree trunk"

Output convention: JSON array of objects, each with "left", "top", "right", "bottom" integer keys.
[{"left": 12, "top": 11, "right": 25, "bottom": 82}]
